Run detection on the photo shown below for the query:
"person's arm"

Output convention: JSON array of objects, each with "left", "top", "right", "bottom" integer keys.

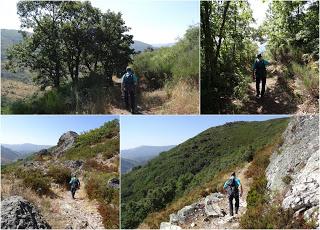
[
  {"left": 264, "top": 60, "right": 270, "bottom": 66},
  {"left": 252, "top": 61, "right": 257, "bottom": 79}
]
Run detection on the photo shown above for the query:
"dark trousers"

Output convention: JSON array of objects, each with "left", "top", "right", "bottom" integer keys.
[
  {"left": 71, "top": 186, "right": 77, "bottom": 199},
  {"left": 256, "top": 74, "right": 266, "bottom": 96},
  {"left": 228, "top": 193, "right": 239, "bottom": 216},
  {"left": 124, "top": 89, "right": 135, "bottom": 113}
]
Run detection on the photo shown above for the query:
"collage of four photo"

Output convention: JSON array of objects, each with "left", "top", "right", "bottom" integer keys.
[{"left": 0, "top": 0, "right": 319, "bottom": 229}]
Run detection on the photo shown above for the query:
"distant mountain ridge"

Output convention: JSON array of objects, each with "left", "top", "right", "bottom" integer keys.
[
  {"left": 2, "top": 143, "right": 52, "bottom": 154},
  {"left": 1, "top": 146, "right": 21, "bottom": 165},
  {"left": 121, "top": 145, "right": 176, "bottom": 174},
  {"left": 1, "top": 29, "right": 157, "bottom": 60}
]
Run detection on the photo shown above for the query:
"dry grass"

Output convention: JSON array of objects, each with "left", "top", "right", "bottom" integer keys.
[
  {"left": 1, "top": 79, "right": 38, "bottom": 101},
  {"left": 162, "top": 80, "right": 199, "bottom": 114}
]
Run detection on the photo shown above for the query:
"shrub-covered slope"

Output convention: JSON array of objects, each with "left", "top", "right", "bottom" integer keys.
[{"left": 121, "top": 118, "right": 289, "bottom": 228}]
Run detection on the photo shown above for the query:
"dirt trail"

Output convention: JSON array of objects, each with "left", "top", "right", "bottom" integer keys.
[
  {"left": 176, "top": 163, "right": 252, "bottom": 229},
  {"left": 49, "top": 177, "right": 104, "bottom": 229},
  {"left": 234, "top": 67, "right": 299, "bottom": 114}
]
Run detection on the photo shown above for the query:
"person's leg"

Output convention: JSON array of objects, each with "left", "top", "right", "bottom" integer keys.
[
  {"left": 71, "top": 187, "right": 75, "bottom": 199},
  {"left": 124, "top": 90, "right": 129, "bottom": 110},
  {"left": 228, "top": 195, "right": 234, "bottom": 216},
  {"left": 130, "top": 90, "right": 135, "bottom": 113},
  {"left": 256, "top": 75, "right": 261, "bottom": 97},
  {"left": 235, "top": 193, "right": 239, "bottom": 214},
  {"left": 261, "top": 75, "right": 266, "bottom": 97}
]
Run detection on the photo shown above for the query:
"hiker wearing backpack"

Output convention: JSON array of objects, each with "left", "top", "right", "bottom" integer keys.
[
  {"left": 121, "top": 67, "right": 138, "bottom": 113},
  {"left": 223, "top": 172, "right": 243, "bottom": 216},
  {"left": 252, "top": 54, "right": 270, "bottom": 99},
  {"left": 69, "top": 175, "right": 80, "bottom": 199}
]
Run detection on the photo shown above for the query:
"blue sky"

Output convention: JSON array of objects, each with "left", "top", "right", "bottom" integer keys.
[
  {"left": 1, "top": 115, "right": 118, "bottom": 145},
  {"left": 120, "top": 115, "right": 289, "bottom": 150},
  {"left": 0, "top": 0, "right": 199, "bottom": 44}
]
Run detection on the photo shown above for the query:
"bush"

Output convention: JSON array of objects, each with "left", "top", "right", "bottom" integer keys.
[
  {"left": 85, "top": 172, "right": 118, "bottom": 203},
  {"left": 47, "top": 166, "right": 71, "bottom": 188},
  {"left": 292, "top": 62, "right": 319, "bottom": 100},
  {"left": 84, "top": 159, "right": 117, "bottom": 172},
  {"left": 16, "top": 169, "right": 51, "bottom": 195},
  {"left": 98, "top": 202, "right": 119, "bottom": 229},
  {"left": 282, "top": 175, "right": 292, "bottom": 185}
]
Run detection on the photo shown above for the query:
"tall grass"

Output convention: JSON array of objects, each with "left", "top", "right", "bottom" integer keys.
[{"left": 291, "top": 62, "right": 319, "bottom": 100}]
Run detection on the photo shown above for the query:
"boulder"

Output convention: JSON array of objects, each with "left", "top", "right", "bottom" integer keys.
[
  {"left": 107, "top": 178, "right": 119, "bottom": 189},
  {"left": 176, "top": 204, "right": 196, "bottom": 221},
  {"left": 52, "top": 131, "right": 78, "bottom": 157},
  {"left": 63, "top": 160, "right": 84, "bottom": 170},
  {"left": 204, "top": 193, "right": 224, "bottom": 217},
  {"left": 1, "top": 196, "right": 51, "bottom": 229},
  {"left": 160, "top": 222, "right": 182, "bottom": 230},
  {"left": 36, "top": 149, "right": 50, "bottom": 157}
]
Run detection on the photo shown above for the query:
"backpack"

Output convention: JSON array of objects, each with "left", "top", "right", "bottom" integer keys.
[
  {"left": 123, "top": 72, "right": 135, "bottom": 90},
  {"left": 255, "top": 59, "right": 266, "bottom": 76},
  {"left": 225, "top": 178, "right": 239, "bottom": 196},
  {"left": 70, "top": 177, "right": 80, "bottom": 189}
]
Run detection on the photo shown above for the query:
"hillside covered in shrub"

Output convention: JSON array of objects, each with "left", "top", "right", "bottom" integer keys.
[{"left": 121, "top": 118, "right": 289, "bottom": 228}]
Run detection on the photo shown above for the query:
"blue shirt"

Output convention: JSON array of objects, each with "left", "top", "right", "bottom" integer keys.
[{"left": 224, "top": 177, "right": 241, "bottom": 189}]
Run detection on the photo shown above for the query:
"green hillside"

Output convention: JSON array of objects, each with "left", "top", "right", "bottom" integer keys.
[{"left": 121, "top": 118, "right": 289, "bottom": 228}]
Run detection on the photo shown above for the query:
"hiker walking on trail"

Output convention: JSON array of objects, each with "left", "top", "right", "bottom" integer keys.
[
  {"left": 223, "top": 172, "right": 243, "bottom": 216},
  {"left": 253, "top": 54, "right": 270, "bottom": 99},
  {"left": 121, "top": 66, "right": 138, "bottom": 114},
  {"left": 69, "top": 175, "right": 80, "bottom": 199}
]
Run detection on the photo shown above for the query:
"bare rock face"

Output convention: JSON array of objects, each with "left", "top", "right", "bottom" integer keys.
[
  {"left": 1, "top": 196, "right": 51, "bottom": 229},
  {"left": 266, "top": 115, "right": 319, "bottom": 225},
  {"left": 52, "top": 131, "right": 78, "bottom": 157}
]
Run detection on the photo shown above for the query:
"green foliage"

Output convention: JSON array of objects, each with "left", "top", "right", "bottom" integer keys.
[
  {"left": 2, "top": 86, "right": 71, "bottom": 114},
  {"left": 132, "top": 25, "right": 199, "bottom": 89},
  {"left": 84, "top": 171, "right": 118, "bottom": 203},
  {"left": 15, "top": 169, "right": 51, "bottom": 195},
  {"left": 201, "top": 0, "right": 257, "bottom": 113},
  {"left": 63, "top": 119, "right": 119, "bottom": 160},
  {"left": 64, "top": 138, "right": 119, "bottom": 160},
  {"left": 6, "top": 1, "right": 134, "bottom": 113},
  {"left": 121, "top": 118, "right": 289, "bottom": 228},
  {"left": 291, "top": 62, "right": 319, "bottom": 99},
  {"left": 47, "top": 166, "right": 71, "bottom": 188},
  {"left": 282, "top": 175, "right": 292, "bottom": 185},
  {"left": 76, "top": 119, "right": 119, "bottom": 147}
]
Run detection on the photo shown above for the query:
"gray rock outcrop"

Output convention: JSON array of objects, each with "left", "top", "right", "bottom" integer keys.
[
  {"left": 52, "top": 131, "right": 78, "bottom": 157},
  {"left": 1, "top": 196, "right": 51, "bottom": 229},
  {"left": 266, "top": 115, "right": 319, "bottom": 225},
  {"left": 107, "top": 178, "right": 119, "bottom": 189}
]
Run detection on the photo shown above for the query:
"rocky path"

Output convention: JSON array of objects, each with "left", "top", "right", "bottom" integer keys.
[
  {"left": 233, "top": 65, "right": 299, "bottom": 114},
  {"left": 160, "top": 163, "right": 252, "bottom": 229},
  {"left": 50, "top": 177, "right": 104, "bottom": 229}
]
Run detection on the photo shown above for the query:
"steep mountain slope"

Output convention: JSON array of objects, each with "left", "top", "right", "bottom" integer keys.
[
  {"left": 121, "top": 158, "right": 139, "bottom": 174},
  {"left": 1, "top": 146, "right": 21, "bottom": 165},
  {"left": 121, "top": 118, "right": 289, "bottom": 228},
  {"left": 2, "top": 143, "right": 52, "bottom": 156},
  {"left": 1, "top": 119, "right": 119, "bottom": 229}
]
